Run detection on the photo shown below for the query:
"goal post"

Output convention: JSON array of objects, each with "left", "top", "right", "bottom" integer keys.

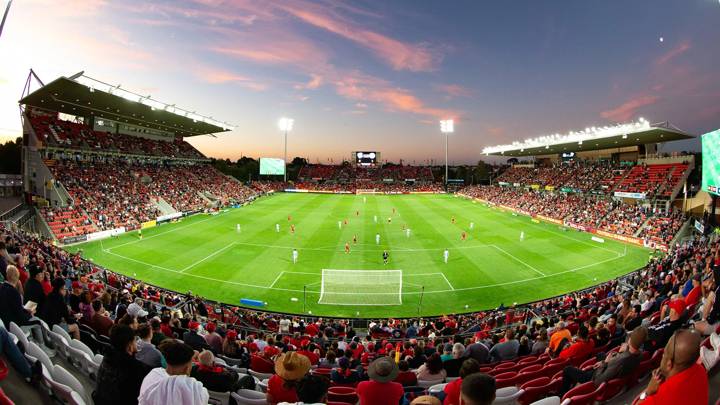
[{"left": 318, "top": 269, "right": 403, "bottom": 305}]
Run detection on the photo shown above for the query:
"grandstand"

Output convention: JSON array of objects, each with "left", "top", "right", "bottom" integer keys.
[{"left": 0, "top": 72, "right": 718, "bottom": 405}]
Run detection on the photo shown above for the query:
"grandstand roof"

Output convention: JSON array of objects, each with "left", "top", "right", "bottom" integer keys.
[
  {"left": 484, "top": 120, "right": 694, "bottom": 157},
  {"left": 19, "top": 73, "right": 234, "bottom": 137}
]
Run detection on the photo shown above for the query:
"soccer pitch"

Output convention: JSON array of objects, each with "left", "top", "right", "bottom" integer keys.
[{"left": 68, "top": 193, "right": 649, "bottom": 318}]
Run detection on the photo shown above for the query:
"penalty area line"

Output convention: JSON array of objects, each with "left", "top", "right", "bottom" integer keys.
[{"left": 269, "top": 272, "right": 284, "bottom": 288}]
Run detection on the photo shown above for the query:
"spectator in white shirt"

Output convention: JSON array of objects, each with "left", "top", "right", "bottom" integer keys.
[{"left": 138, "top": 340, "right": 207, "bottom": 405}]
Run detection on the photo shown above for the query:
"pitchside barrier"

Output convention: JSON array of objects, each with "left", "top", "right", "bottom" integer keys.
[{"left": 318, "top": 269, "right": 403, "bottom": 305}]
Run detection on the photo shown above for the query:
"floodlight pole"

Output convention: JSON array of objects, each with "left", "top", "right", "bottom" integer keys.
[
  {"left": 440, "top": 120, "right": 453, "bottom": 191},
  {"left": 0, "top": 0, "right": 12, "bottom": 39},
  {"left": 284, "top": 129, "right": 288, "bottom": 182},
  {"left": 445, "top": 132, "right": 448, "bottom": 190}
]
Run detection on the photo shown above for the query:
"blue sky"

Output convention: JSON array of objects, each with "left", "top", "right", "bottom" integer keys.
[{"left": 0, "top": 0, "right": 718, "bottom": 164}]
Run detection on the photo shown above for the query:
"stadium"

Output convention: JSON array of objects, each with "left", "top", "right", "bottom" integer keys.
[{"left": 0, "top": 1, "right": 719, "bottom": 405}]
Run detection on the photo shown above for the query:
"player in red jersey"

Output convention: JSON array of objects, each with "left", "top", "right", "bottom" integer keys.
[
  {"left": 288, "top": 215, "right": 292, "bottom": 221},
  {"left": 461, "top": 231, "right": 466, "bottom": 241},
  {"left": 345, "top": 242, "right": 350, "bottom": 254},
  {"left": 290, "top": 224, "right": 295, "bottom": 234}
]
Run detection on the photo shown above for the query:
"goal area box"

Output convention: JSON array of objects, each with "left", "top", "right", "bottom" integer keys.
[{"left": 318, "top": 269, "right": 403, "bottom": 306}]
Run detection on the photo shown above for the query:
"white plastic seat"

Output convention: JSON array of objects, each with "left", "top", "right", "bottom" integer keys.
[
  {"left": 530, "top": 397, "right": 561, "bottom": 405},
  {"left": 69, "top": 339, "right": 94, "bottom": 357},
  {"left": 428, "top": 383, "right": 447, "bottom": 394},
  {"left": 231, "top": 389, "right": 267, "bottom": 405},
  {"left": 418, "top": 378, "right": 445, "bottom": 388},
  {"left": 46, "top": 376, "right": 87, "bottom": 405},
  {"left": 208, "top": 390, "right": 231, "bottom": 405},
  {"left": 52, "top": 364, "right": 91, "bottom": 405},
  {"left": 256, "top": 378, "right": 268, "bottom": 393},
  {"left": 53, "top": 324, "right": 73, "bottom": 342},
  {"left": 26, "top": 341, "right": 54, "bottom": 375},
  {"left": 9, "top": 322, "right": 30, "bottom": 350},
  {"left": 493, "top": 386, "right": 525, "bottom": 404},
  {"left": 48, "top": 330, "right": 71, "bottom": 360},
  {"left": 248, "top": 369, "right": 273, "bottom": 381},
  {"left": 446, "top": 376, "right": 460, "bottom": 382}
]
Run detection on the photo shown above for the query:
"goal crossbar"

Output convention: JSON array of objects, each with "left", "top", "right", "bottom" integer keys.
[{"left": 318, "top": 269, "right": 403, "bottom": 306}]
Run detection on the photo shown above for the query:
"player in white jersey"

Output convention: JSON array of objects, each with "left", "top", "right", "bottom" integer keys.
[
  {"left": 470, "top": 222, "right": 474, "bottom": 230},
  {"left": 363, "top": 196, "right": 367, "bottom": 203},
  {"left": 443, "top": 249, "right": 449, "bottom": 264},
  {"left": 520, "top": 231, "right": 525, "bottom": 241},
  {"left": 338, "top": 221, "right": 342, "bottom": 229},
  {"left": 375, "top": 233, "right": 381, "bottom": 245},
  {"left": 292, "top": 249, "right": 298, "bottom": 264},
  {"left": 374, "top": 215, "right": 377, "bottom": 223},
  {"left": 406, "top": 228, "right": 411, "bottom": 238},
  {"left": 236, "top": 224, "right": 241, "bottom": 233},
  {"left": 276, "top": 223, "right": 280, "bottom": 232}
]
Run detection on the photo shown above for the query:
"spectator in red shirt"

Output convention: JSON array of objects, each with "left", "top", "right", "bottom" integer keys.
[
  {"left": 559, "top": 326, "right": 595, "bottom": 360},
  {"left": 297, "top": 343, "right": 320, "bottom": 365},
  {"left": 637, "top": 329, "right": 708, "bottom": 404},
  {"left": 356, "top": 357, "right": 404, "bottom": 405},
  {"left": 267, "top": 352, "right": 311, "bottom": 405},
  {"left": 443, "top": 358, "right": 481, "bottom": 405},
  {"left": 683, "top": 273, "right": 702, "bottom": 308},
  {"left": 393, "top": 360, "right": 417, "bottom": 387}
]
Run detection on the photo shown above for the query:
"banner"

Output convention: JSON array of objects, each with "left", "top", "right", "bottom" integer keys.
[
  {"left": 531, "top": 184, "right": 541, "bottom": 190},
  {"left": 141, "top": 220, "right": 157, "bottom": 229},
  {"left": 86, "top": 227, "right": 126, "bottom": 242},
  {"left": 498, "top": 182, "right": 509, "bottom": 186},
  {"left": 596, "top": 230, "right": 644, "bottom": 246},
  {"left": 695, "top": 219, "right": 705, "bottom": 234},
  {"left": 537, "top": 215, "right": 563, "bottom": 225},
  {"left": 157, "top": 212, "right": 182, "bottom": 222},
  {"left": 614, "top": 191, "right": 647, "bottom": 199},
  {"left": 62, "top": 235, "right": 88, "bottom": 245},
  {"left": 545, "top": 186, "right": 555, "bottom": 191}
]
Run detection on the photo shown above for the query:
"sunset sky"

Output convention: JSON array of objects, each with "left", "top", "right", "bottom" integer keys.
[{"left": 0, "top": 0, "right": 718, "bottom": 164}]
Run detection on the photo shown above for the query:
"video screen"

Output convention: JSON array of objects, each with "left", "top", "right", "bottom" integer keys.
[
  {"left": 702, "top": 129, "right": 720, "bottom": 196},
  {"left": 259, "top": 158, "right": 286, "bottom": 175},
  {"left": 355, "top": 151, "right": 378, "bottom": 166}
]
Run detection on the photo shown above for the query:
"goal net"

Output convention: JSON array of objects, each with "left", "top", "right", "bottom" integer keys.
[{"left": 318, "top": 269, "right": 403, "bottom": 305}]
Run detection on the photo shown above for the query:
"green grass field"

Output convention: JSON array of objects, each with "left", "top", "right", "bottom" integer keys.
[{"left": 68, "top": 193, "right": 649, "bottom": 318}]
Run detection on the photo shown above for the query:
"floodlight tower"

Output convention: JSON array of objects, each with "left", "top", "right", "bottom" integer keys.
[
  {"left": 278, "top": 117, "right": 294, "bottom": 182},
  {"left": 440, "top": 119, "right": 454, "bottom": 189}
]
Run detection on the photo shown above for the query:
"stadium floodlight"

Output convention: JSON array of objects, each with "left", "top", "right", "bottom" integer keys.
[
  {"left": 278, "top": 117, "right": 294, "bottom": 182},
  {"left": 481, "top": 118, "right": 651, "bottom": 155},
  {"left": 440, "top": 119, "right": 454, "bottom": 189}
]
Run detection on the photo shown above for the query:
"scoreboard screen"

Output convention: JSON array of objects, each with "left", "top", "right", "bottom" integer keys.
[
  {"left": 702, "top": 129, "right": 720, "bottom": 196},
  {"left": 560, "top": 152, "right": 576, "bottom": 162},
  {"left": 355, "top": 151, "right": 379, "bottom": 166}
]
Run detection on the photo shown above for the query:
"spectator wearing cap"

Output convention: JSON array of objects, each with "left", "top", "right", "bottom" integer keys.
[
  {"left": 203, "top": 322, "right": 222, "bottom": 353},
  {"left": 136, "top": 324, "right": 164, "bottom": 369},
  {"left": 637, "top": 329, "right": 708, "bottom": 404},
  {"left": 356, "top": 357, "right": 404, "bottom": 405},
  {"left": 94, "top": 324, "right": 152, "bottom": 405},
  {"left": 90, "top": 300, "right": 114, "bottom": 337},
  {"left": 416, "top": 352, "right": 447, "bottom": 381},
  {"left": 278, "top": 374, "right": 329, "bottom": 405},
  {"left": 138, "top": 340, "right": 208, "bottom": 405},
  {"left": 443, "top": 358, "right": 481, "bottom": 405},
  {"left": 23, "top": 266, "right": 47, "bottom": 317},
  {"left": 191, "top": 350, "right": 242, "bottom": 393},
  {"left": 222, "top": 330, "right": 245, "bottom": 359},
  {"left": 460, "top": 372, "right": 496, "bottom": 405},
  {"left": 647, "top": 300, "right": 685, "bottom": 350},
  {"left": 267, "top": 352, "right": 311, "bottom": 405},
  {"left": 561, "top": 326, "right": 647, "bottom": 394},
  {"left": 41, "top": 277, "right": 81, "bottom": 339},
  {"left": 127, "top": 298, "right": 149, "bottom": 320},
  {"left": 183, "top": 321, "right": 210, "bottom": 351}
]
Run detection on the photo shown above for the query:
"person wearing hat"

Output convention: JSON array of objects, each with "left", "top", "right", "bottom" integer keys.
[
  {"left": 203, "top": 322, "right": 223, "bottom": 353},
  {"left": 221, "top": 330, "right": 245, "bottom": 359},
  {"left": 647, "top": 300, "right": 685, "bottom": 350},
  {"left": 183, "top": 321, "right": 210, "bottom": 351},
  {"left": 560, "top": 326, "right": 648, "bottom": 395},
  {"left": 356, "top": 357, "right": 404, "bottom": 405},
  {"left": 267, "top": 352, "right": 311, "bottom": 405},
  {"left": 127, "top": 299, "right": 149, "bottom": 319}
]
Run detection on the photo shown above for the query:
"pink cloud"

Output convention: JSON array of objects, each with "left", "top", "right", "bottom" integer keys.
[
  {"left": 434, "top": 84, "right": 473, "bottom": 98},
  {"left": 600, "top": 95, "right": 659, "bottom": 122},
  {"left": 197, "top": 68, "right": 267, "bottom": 91},
  {"left": 281, "top": 5, "right": 440, "bottom": 71},
  {"left": 294, "top": 74, "right": 323, "bottom": 90},
  {"left": 333, "top": 73, "right": 457, "bottom": 119},
  {"left": 656, "top": 41, "right": 691, "bottom": 66}
]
